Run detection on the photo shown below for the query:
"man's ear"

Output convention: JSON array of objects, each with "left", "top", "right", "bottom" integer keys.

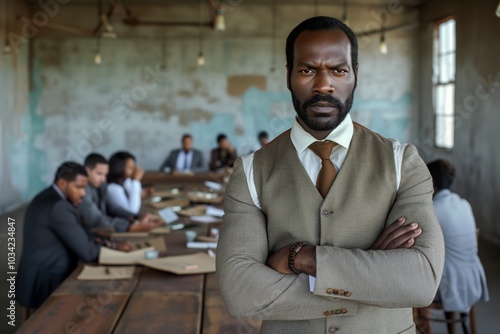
[
  {"left": 355, "top": 63, "right": 359, "bottom": 76},
  {"left": 85, "top": 167, "right": 91, "bottom": 174}
]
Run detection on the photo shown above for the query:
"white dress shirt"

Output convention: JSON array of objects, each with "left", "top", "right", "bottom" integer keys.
[
  {"left": 107, "top": 178, "right": 142, "bottom": 214},
  {"left": 241, "top": 114, "right": 407, "bottom": 209},
  {"left": 175, "top": 150, "right": 194, "bottom": 171}
]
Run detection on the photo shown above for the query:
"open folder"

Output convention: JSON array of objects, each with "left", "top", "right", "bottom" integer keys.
[
  {"left": 77, "top": 265, "right": 136, "bottom": 280},
  {"left": 99, "top": 247, "right": 155, "bottom": 265},
  {"left": 138, "top": 252, "right": 215, "bottom": 275}
]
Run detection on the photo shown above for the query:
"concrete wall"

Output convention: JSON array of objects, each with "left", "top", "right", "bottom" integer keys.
[
  {"left": 418, "top": 0, "right": 500, "bottom": 244},
  {"left": 1, "top": 1, "right": 419, "bottom": 213},
  {"left": 0, "top": 0, "right": 30, "bottom": 213}
]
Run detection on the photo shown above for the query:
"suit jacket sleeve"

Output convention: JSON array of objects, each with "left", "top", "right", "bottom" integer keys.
[
  {"left": 159, "top": 150, "right": 177, "bottom": 171},
  {"left": 77, "top": 194, "right": 131, "bottom": 233},
  {"left": 313, "top": 144, "right": 445, "bottom": 307},
  {"left": 217, "top": 159, "right": 359, "bottom": 320},
  {"left": 50, "top": 201, "right": 101, "bottom": 263},
  {"left": 191, "top": 150, "right": 206, "bottom": 173}
]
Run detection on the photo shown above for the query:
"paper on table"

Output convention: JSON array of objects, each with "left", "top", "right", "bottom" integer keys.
[
  {"left": 190, "top": 215, "right": 222, "bottom": 224},
  {"left": 186, "top": 241, "right": 218, "bottom": 249},
  {"left": 130, "top": 236, "right": 167, "bottom": 252},
  {"left": 158, "top": 207, "right": 179, "bottom": 224},
  {"left": 149, "top": 198, "right": 190, "bottom": 210},
  {"left": 177, "top": 205, "right": 206, "bottom": 217},
  {"left": 77, "top": 265, "right": 135, "bottom": 280},
  {"left": 138, "top": 252, "right": 215, "bottom": 275},
  {"left": 204, "top": 181, "right": 223, "bottom": 191},
  {"left": 205, "top": 205, "right": 224, "bottom": 218},
  {"left": 99, "top": 247, "right": 155, "bottom": 265}
]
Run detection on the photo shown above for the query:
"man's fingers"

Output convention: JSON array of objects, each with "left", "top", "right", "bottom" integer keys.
[
  {"left": 370, "top": 217, "right": 405, "bottom": 250},
  {"left": 386, "top": 228, "right": 422, "bottom": 249},
  {"left": 378, "top": 222, "right": 419, "bottom": 250}
]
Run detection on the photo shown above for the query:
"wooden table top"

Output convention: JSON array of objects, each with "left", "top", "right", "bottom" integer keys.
[{"left": 17, "top": 179, "right": 261, "bottom": 334}]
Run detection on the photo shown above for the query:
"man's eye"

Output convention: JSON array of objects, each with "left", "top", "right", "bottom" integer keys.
[
  {"left": 299, "top": 69, "right": 314, "bottom": 74},
  {"left": 333, "top": 69, "right": 348, "bottom": 74}
]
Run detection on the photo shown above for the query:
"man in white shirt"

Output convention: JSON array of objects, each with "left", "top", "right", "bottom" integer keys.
[{"left": 160, "top": 134, "right": 205, "bottom": 173}]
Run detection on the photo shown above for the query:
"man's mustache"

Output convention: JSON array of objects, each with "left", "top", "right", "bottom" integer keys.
[{"left": 303, "top": 94, "right": 345, "bottom": 110}]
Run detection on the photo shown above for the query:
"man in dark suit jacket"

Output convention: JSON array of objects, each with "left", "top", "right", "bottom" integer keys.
[
  {"left": 78, "top": 153, "right": 162, "bottom": 233},
  {"left": 209, "top": 133, "right": 237, "bottom": 171},
  {"left": 16, "top": 162, "right": 130, "bottom": 309},
  {"left": 160, "top": 134, "right": 205, "bottom": 173}
]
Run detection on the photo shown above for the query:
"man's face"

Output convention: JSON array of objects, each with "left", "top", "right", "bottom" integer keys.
[
  {"left": 219, "top": 138, "right": 230, "bottom": 150},
  {"left": 287, "top": 29, "right": 357, "bottom": 135},
  {"left": 182, "top": 137, "right": 193, "bottom": 151},
  {"left": 61, "top": 175, "right": 88, "bottom": 206},
  {"left": 85, "top": 163, "right": 108, "bottom": 188}
]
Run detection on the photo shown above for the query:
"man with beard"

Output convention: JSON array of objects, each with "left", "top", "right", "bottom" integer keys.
[{"left": 217, "top": 17, "right": 444, "bottom": 333}]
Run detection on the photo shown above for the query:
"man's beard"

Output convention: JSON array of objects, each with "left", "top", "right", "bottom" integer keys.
[{"left": 292, "top": 90, "right": 355, "bottom": 132}]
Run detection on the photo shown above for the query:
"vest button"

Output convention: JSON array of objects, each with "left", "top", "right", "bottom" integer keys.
[
  {"left": 322, "top": 209, "right": 331, "bottom": 216},
  {"left": 328, "top": 325, "right": 337, "bottom": 333}
]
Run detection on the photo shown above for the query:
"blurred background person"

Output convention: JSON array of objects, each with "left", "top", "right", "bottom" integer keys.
[
  {"left": 159, "top": 134, "right": 205, "bottom": 173},
  {"left": 107, "top": 151, "right": 145, "bottom": 214},
  {"left": 209, "top": 133, "right": 237, "bottom": 172},
  {"left": 16, "top": 162, "right": 130, "bottom": 312},
  {"left": 416, "top": 159, "right": 489, "bottom": 333},
  {"left": 79, "top": 153, "right": 162, "bottom": 233}
]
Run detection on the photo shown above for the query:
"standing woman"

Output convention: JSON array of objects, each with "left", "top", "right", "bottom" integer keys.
[{"left": 107, "top": 151, "right": 144, "bottom": 214}]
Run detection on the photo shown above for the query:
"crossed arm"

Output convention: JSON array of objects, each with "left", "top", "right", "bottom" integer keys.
[{"left": 216, "top": 145, "right": 445, "bottom": 320}]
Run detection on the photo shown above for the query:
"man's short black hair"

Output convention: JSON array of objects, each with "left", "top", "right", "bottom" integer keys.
[
  {"left": 258, "top": 131, "right": 269, "bottom": 140},
  {"left": 286, "top": 16, "right": 358, "bottom": 72},
  {"left": 217, "top": 133, "right": 227, "bottom": 143},
  {"left": 84, "top": 153, "right": 108, "bottom": 169},
  {"left": 182, "top": 134, "right": 192, "bottom": 142},
  {"left": 54, "top": 161, "right": 87, "bottom": 183},
  {"left": 427, "top": 159, "right": 456, "bottom": 191}
]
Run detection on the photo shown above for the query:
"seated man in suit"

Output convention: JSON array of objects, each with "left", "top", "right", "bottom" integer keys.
[
  {"left": 209, "top": 133, "right": 237, "bottom": 171},
  {"left": 78, "top": 153, "right": 163, "bottom": 233},
  {"left": 16, "top": 162, "right": 130, "bottom": 310},
  {"left": 415, "top": 160, "right": 489, "bottom": 334},
  {"left": 160, "top": 134, "right": 205, "bottom": 173}
]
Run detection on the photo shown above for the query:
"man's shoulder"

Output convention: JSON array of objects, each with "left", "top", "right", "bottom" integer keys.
[{"left": 255, "top": 129, "right": 291, "bottom": 154}]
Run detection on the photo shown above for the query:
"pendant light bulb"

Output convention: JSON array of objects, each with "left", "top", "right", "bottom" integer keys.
[
  {"left": 496, "top": 1, "right": 500, "bottom": 17},
  {"left": 379, "top": 34, "right": 388, "bottom": 55},
  {"left": 3, "top": 40, "right": 11, "bottom": 56},
  {"left": 94, "top": 51, "right": 102, "bottom": 65},
  {"left": 215, "top": 8, "right": 225, "bottom": 31},
  {"left": 197, "top": 52, "right": 205, "bottom": 66}
]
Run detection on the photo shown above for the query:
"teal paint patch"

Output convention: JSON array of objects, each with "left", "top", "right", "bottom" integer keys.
[
  {"left": 8, "top": 113, "right": 31, "bottom": 201},
  {"left": 351, "top": 93, "right": 413, "bottom": 142},
  {"left": 27, "top": 55, "right": 48, "bottom": 196},
  {"left": 240, "top": 86, "right": 293, "bottom": 139},
  {"left": 191, "top": 113, "right": 236, "bottom": 154}
]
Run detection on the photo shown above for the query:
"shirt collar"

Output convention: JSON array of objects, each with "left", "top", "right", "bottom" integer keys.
[
  {"left": 291, "top": 113, "right": 354, "bottom": 154},
  {"left": 52, "top": 184, "right": 67, "bottom": 200}
]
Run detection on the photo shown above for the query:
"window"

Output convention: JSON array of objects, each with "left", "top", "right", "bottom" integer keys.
[{"left": 433, "top": 18, "right": 456, "bottom": 149}]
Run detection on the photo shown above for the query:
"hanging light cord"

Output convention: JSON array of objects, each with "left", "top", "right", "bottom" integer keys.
[
  {"left": 4, "top": 0, "right": 10, "bottom": 42},
  {"left": 342, "top": 0, "right": 348, "bottom": 22},
  {"left": 198, "top": 0, "right": 203, "bottom": 55}
]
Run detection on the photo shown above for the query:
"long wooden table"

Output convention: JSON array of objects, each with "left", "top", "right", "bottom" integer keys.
[{"left": 17, "top": 175, "right": 261, "bottom": 334}]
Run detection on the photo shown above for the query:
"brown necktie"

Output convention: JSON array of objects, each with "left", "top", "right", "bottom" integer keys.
[{"left": 309, "top": 141, "right": 337, "bottom": 198}]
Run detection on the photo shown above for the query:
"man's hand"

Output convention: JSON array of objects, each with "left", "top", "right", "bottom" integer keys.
[
  {"left": 266, "top": 245, "right": 294, "bottom": 275},
  {"left": 370, "top": 217, "right": 422, "bottom": 250},
  {"left": 129, "top": 213, "right": 165, "bottom": 232},
  {"left": 115, "top": 241, "right": 132, "bottom": 252}
]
